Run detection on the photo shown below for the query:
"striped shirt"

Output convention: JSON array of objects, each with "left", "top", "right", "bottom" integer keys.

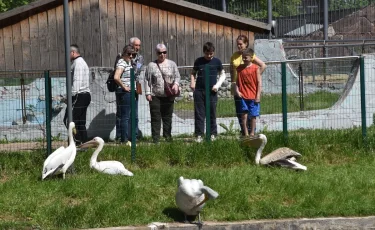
[{"left": 116, "top": 58, "right": 134, "bottom": 87}]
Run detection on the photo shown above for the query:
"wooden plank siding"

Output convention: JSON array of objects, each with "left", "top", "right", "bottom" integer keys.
[
  {"left": 141, "top": 5, "right": 151, "bottom": 64},
  {"left": 3, "top": 26, "right": 14, "bottom": 70},
  {"left": 12, "top": 23, "right": 22, "bottom": 70},
  {"left": 47, "top": 8, "right": 58, "bottom": 70},
  {"left": 20, "top": 19, "right": 31, "bottom": 70},
  {"left": 90, "top": 0, "right": 101, "bottom": 67},
  {"left": 99, "top": 0, "right": 110, "bottom": 67},
  {"left": 0, "top": 0, "right": 262, "bottom": 71},
  {"left": 56, "top": 5, "right": 65, "bottom": 70},
  {"left": 149, "top": 7, "right": 158, "bottom": 61},
  {"left": 0, "top": 29, "right": 4, "bottom": 70},
  {"left": 115, "top": 0, "right": 125, "bottom": 55}
]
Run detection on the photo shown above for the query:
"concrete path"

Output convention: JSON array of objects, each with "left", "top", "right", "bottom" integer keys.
[{"left": 82, "top": 216, "right": 375, "bottom": 230}]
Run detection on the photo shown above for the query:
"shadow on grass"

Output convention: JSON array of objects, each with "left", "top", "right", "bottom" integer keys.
[{"left": 162, "top": 207, "right": 198, "bottom": 223}]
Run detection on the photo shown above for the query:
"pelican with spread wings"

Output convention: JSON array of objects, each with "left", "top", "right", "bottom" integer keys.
[{"left": 242, "top": 134, "right": 307, "bottom": 171}]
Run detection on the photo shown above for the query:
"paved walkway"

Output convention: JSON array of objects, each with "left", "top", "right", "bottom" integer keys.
[{"left": 82, "top": 216, "right": 375, "bottom": 230}]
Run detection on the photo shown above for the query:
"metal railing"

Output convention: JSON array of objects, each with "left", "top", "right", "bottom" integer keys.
[{"left": 1, "top": 55, "right": 372, "bottom": 156}]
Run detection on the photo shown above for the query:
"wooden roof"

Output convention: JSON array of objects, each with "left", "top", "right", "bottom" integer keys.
[{"left": 0, "top": 0, "right": 271, "bottom": 33}]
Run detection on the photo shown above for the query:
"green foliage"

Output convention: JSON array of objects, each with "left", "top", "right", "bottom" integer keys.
[
  {"left": 329, "top": 0, "right": 371, "bottom": 10},
  {"left": 227, "top": 0, "right": 302, "bottom": 18},
  {"left": 0, "top": 0, "right": 35, "bottom": 13}
]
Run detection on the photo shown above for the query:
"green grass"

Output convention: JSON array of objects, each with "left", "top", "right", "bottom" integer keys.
[
  {"left": 1, "top": 128, "right": 375, "bottom": 229},
  {"left": 175, "top": 91, "right": 341, "bottom": 118}
]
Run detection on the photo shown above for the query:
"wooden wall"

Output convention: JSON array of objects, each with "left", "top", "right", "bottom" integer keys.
[{"left": 0, "top": 0, "right": 254, "bottom": 71}]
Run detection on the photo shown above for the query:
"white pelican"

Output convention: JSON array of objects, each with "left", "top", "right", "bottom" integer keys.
[
  {"left": 42, "top": 122, "right": 77, "bottom": 180},
  {"left": 242, "top": 134, "right": 307, "bottom": 171},
  {"left": 175, "top": 176, "right": 219, "bottom": 224},
  {"left": 78, "top": 137, "right": 133, "bottom": 176}
]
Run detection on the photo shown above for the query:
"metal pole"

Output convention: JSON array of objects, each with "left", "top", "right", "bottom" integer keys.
[
  {"left": 281, "top": 62, "right": 288, "bottom": 145},
  {"left": 45, "top": 70, "right": 52, "bottom": 157},
  {"left": 359, "top": 56, "right": 367, "bottom": 148},
  {"left": 268, "top": 0, "right": 272, "bottom": 39},
  {"left": 205, "top": 64, "right": 211, "bottom": 142},
  {"left": 130, "top": 68, "right": 136, "bottom": 162},
  {"left": 63, "top": 0, "right": 72, "bottom": 124},
  {"left": 323, "top": 0, "right": 328, "bottom": 56},
  {"left": 222, "top": 0, "right": 226, "bottom": 12}
]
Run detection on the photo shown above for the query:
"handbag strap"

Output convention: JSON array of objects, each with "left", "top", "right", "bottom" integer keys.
[{"left": 155, "top": 61, "right": 168, "bottom": 83}]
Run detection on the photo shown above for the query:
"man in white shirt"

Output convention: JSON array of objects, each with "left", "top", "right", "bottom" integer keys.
[{"left": 64, "top": 44, "right": 91, "bottom": 144}]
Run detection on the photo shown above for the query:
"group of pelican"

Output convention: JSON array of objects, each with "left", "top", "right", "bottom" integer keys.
[
  {"left": 42, "top": 122, "right": 133, "bottom": 180},
  {"left": 41, "top": 122, "right": 306, "bottom": 224}
]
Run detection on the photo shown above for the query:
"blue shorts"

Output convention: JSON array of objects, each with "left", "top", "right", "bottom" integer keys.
[{"left": 239, "top": 99, "right": 260, "bottom": 117}]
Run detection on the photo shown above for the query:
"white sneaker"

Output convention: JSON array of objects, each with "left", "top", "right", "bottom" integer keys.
[
  {"left": 195, "top": 136, "right": 203, "bottom": 143},
  {"left": 126, "top": 141, "right": 131, "bottom": 147},
  {"left": 211, "top": 135, "right": 216, "bottom": 141}
]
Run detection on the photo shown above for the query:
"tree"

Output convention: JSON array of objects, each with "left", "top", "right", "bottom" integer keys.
[
  {"left": 227, "top": 0, "right": 302, "bottom": 19},
  {"left": 0, "top": 0, "right": 35, "bottom": 13}
]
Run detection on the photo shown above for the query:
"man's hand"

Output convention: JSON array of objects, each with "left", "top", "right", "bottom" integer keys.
[
  {"left": 255, "top": 97, "right": 260, "bottom": 103},
  {"left": 190, "top": 81, "right": 195, "bottom": 91},
  {"left": 212, "top": 86, "right": 218, "bottom": 92},
  {"left": 146, "top": 95, "right": 152, "bottom": 101}
]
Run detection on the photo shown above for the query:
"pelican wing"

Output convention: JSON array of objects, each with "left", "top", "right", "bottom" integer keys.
[
  {"left": 269, "top": 159, "right": 307, "bottom": 171},
  {"left": 259, "top": 147, "right": 302, "bottom": 165},
  {"left": 43, "top": 146, "right": 65, "bottom": 169},
  {"left": 94, "top": 161, "right": 133, "bottom": 176}
]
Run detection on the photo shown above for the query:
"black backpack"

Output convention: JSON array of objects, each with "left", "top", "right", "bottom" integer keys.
[{"left": 106, "top": 54, "right": 122, "bottom": 92}]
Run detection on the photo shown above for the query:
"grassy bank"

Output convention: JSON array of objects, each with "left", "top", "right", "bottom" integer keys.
[
  {"left": 175, "top": 91, "right": 340, "bottom": 118},
  {"left": 1, "top": 128, "right": 374, "bottom": 229}
]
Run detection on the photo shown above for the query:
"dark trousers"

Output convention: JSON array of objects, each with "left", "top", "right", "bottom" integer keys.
[
  {"left": 149, "top": 96, "right": 174, "bottom": 142},
  {"left": 194, "top": 89, "right": 218, "bottom": 136},
  {"left": 64, "top": 92, "right": 91, "bottom": 144},
  {"left": 234, "top": 96, "right": 251, "bottom": 135},
  {"left": 115, "top": 89, "right": 139, "bottom": 143}
]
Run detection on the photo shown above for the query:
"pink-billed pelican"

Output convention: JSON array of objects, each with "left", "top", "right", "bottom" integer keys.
[
  {"left": 78, "top": 137, "right": 133, "bottom": 176},
  {"left": 242, "top": 134, "right": 307, "bottom": 171},
  {"left": 175, "top": 176, "right": 219, "bottom": 224},
  {"left": 42, "top": 122, "right": 77, "bottom": 180}
]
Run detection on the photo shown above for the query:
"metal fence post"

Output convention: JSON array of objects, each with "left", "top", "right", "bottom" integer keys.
[
  {"left": 44, "top": 70, "right": 52, "bottom": 157},
  {"left": 281, "top": 62, "right": 288, "bottom": 144},
  {"left": 130, "top": 68, "right": 136, "bottom": 162},
  {"left": 359, "top": 56, "right": 367, "bottom": 148},
  {"left": 205, "top": 64, "right": 211, "bottom": 142}
]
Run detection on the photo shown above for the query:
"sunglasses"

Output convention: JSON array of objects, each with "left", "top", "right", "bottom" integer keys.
[
  {"left": 127, "top": 53, "right": 137, "bottom": 57},
  {"left": 157, "top": 51, "right": 167, "bottom": 55}
]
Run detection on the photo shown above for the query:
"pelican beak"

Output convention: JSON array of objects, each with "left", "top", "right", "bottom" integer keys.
[
  {"left": 78, "top": 139, "right": 97, "bottom": 149},
  {"left": 73, "top": 127, "right": 77, "bottom": 136},
  {"left": 194, "top": 194, "right": 209, "bottom": 209}
]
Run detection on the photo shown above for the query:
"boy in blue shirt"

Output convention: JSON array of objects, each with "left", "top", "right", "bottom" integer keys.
[{"left": 190, "top": 42, "right": 226, "bottom": 142}]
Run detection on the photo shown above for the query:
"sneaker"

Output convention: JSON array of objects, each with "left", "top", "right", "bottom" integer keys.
[
  {"left": 195, "top": 136, "right": 203, "bottom": 143},
  {"left": 211, "top": 135, "right": 216, "bottom": 141},
  {"left": 126, "top": 141, "right": 132, "bottom": 147}
]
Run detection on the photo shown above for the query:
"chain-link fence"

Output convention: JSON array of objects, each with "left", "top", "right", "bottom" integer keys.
[{"left": 1, "top": 55, "right": 373, "bottom": 154}]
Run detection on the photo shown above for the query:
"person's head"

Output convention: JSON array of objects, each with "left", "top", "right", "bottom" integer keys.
[
  {"left": 236, "top": 35, "right": 249, "bottom": 52},
  {"left": 122, "top": 45, "right": 136, "bottom": 61},
  {"left": 203, "top": 42, "right": 215, "bottom": 60},
  {"left": 242, "top": 48, "right": 255, "bottom": 66},
  {"left": 155, "top": 44, "right": 167, "bottom": 63},
  {"left": 130, "top": 37, "right": 141, "bottom": 53},
  {"left": 70, "top": 44, "right": 80, "bottom": 61}
]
